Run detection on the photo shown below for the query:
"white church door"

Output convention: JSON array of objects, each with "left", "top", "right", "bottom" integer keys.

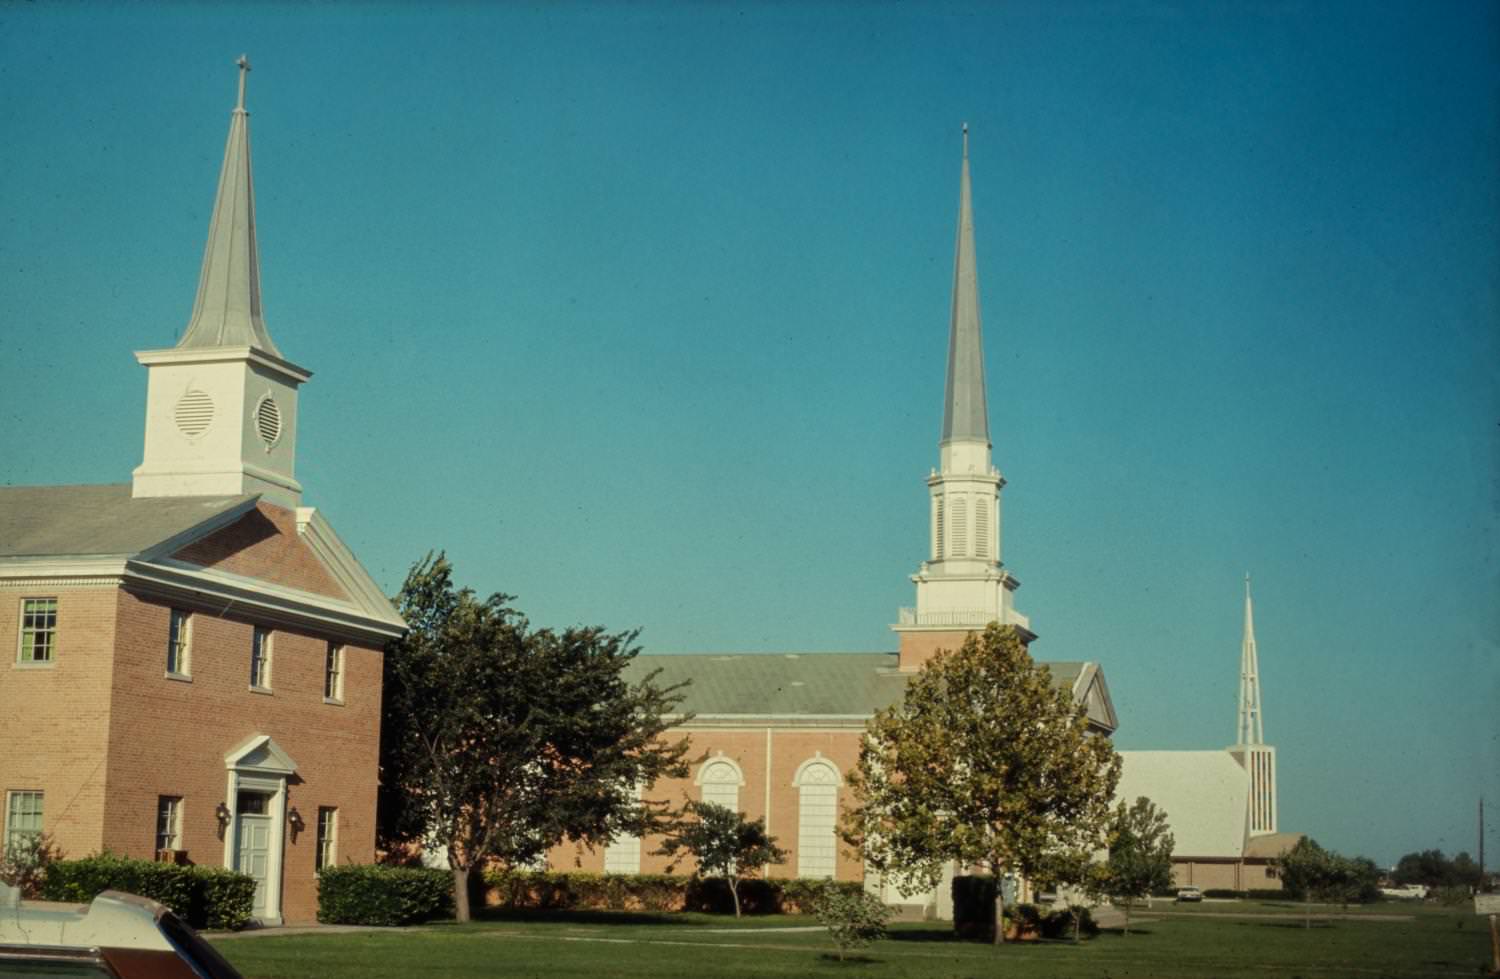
[{"left": 234, "top": 791, "right": 273, "bottom": 916}]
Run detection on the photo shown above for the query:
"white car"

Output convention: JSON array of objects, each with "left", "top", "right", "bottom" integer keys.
[{"left": 1175, "top": 886, "right": 1204, "bottom": 902}]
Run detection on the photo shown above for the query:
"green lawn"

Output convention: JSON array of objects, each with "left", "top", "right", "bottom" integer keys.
[{"left": 212, "top": 904, "right": 1495, "bottom": 979}]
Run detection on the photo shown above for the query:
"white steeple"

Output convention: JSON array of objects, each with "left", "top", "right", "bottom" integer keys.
[
  {"left": 894, "top": 127, "right": 1028, "bottom": 668},
  {"left": 1236, "top": 574, "right": 1264, "bottom": 746},
  {"left": 132, "top": 57, "right": 311, "bottom": 509},
  {"left": 1231, "top": 575, "right": 1278, "bottom": 834}
]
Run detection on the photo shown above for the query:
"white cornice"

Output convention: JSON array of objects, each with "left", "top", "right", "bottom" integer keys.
[
  {"left": 134, "top": 346, "right": 312, "bottom": 384},
  {"left": 293, "top": 507, "right": 405, "bottom": 631},
  {"left": 671, "top": 714, "right": 871, "bottom": 731},
  {"left": 123, "top": 558, "right": 403, "bottom": 645}
]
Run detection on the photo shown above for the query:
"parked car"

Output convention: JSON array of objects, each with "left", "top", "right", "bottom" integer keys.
[
  {"left": 1175, "top": 886, "right": 1204, "bottom": 903},
  {"left": 0, "top": 885, "right": 244, "bottom": 978}
]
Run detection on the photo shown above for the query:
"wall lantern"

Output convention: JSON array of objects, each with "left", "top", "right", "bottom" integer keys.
[
  {"left": 287, "top": 807, "right": 305, "bottom": 831},
  {"left": 214, "top": 802, "right": 232, "bottom": 827}
]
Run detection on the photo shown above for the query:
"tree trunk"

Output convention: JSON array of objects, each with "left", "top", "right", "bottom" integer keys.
[
  {"left": 993, "top": 879, "right": 1007, "bottom": 945},
  {"left": 1123, "top": 898, "right": 1131, "bottom": 936},
  {"left": 1304, "top": 893, "right": 1311, "bottom": 930},
  {"left": 729, "top": 877, "right": 742, "bottom": 918},
  {"left": 453, "top": 865, "right": 472, "bottom": 923}
]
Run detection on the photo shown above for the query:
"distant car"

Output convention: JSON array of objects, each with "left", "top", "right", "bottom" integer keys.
[
  {"left": 1175, "top": 886, "right": 1204, "bottom": 903},
  {"left": 0, "top": 885, "right": 244, "bottom": 978}
]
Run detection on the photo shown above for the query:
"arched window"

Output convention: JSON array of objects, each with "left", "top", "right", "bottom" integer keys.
[
  {"left": 792, "top": 756, "right": 842, "bottom": 879},
  {"left": 603, "top": 782, "right": 643, "bottom": 875},
  {"left": 696, "top": 754, "right": 744, "bottom": 813}
]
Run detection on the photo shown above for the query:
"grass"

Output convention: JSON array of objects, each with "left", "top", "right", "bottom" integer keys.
[{"left": 212, "top": 902, "right": 1497, "bottom": 979}]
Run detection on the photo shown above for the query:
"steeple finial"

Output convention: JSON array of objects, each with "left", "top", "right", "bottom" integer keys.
[
  {"left": 235, "top": 54, "right": 250, "bottom": 111},
  {"left": 175, "top": 55, "right": 281, "bottom": 356},
  {"left": 940, "top": 125, "right": 990, "bottom": 445}
]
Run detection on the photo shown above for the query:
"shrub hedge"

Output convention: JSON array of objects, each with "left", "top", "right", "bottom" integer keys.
[
  {"left": 317, "top": 865, "right": 453, "bottom": 926},
  {"left": 42, "top": 855, "right": 256, "bottom": 931},
  {"left": 481, "top": 869, "right": 862, "bottom": 915},
  {"left": 951, "top": 875, "right": 1097, "bottom": 941}
]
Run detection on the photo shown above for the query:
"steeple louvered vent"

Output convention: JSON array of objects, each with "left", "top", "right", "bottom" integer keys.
[
  {"left": 255, "top": 396, "right": 282, "bottom": 445},
  {"left": 174, "top": 390, "right": 215, "bottom": 438}
]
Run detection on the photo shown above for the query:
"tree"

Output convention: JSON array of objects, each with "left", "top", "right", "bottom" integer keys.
[
  {"left": 1035, "top": 846, "right": 1109, "bottom": 943},
  {"left": 378, "top": 553, "right": 693, "bottom": 921},
  {"left": 1278, "top": 837, "right": 1335, "bottom": 929},
  {"left": 842, "top": 624, "right": 1122, "bottom": 947},
  {"left": 1099, "top": 797, "right": 1175, "bottom": 935},
  {"left": 657, "top": 801, "right": 787, "bottom": 918},
  {"left": 813, "top": 882, "right": 893, "bottom": 961},
  {"left": 1392, "top": 848, "right": 1481, "bottom": 890}
]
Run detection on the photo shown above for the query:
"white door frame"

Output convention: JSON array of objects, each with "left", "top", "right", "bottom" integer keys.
[{"left": 222, "top": 735, "right": 298, "bottom": 926}]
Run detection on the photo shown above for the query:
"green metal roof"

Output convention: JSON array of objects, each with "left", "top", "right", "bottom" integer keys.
[
  {"left": 0, "top": 484, "right": 255, "bottom": 559},
  {"left": 627, "top": 652, "right": 1089, "bottom": 721}
]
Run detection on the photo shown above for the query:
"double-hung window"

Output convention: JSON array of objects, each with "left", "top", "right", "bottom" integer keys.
[
  {"left": 156, "top": 796, "right": 182, "bottom": 852},
  {"left": 18, "top": 598, "right": 57, "bottom": 664},
  {"left": 5, "top": 791, "right": 43, "bottom": 848},
  {"left": 166, "top": 609, "right": 191, "bottom": 677},
  {"left": 324, "top": 643, "right": 344, "bottom": 703},
  {"left": 250, "top": 627, "right": 272, "bottom": 690},
  {"left": 315, "top": 807, "right": 337, "bottom": 870}
]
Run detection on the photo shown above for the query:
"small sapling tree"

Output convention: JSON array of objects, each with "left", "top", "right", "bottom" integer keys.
[
  {"left": 1100, "top": 796, "right": 1175, "bottom": 935},
  {"left": 657, "top": 801, "right": 786, "bottom": 918},
  {"left": 814, "top": 882, "right": 893, "bottom": 961}
]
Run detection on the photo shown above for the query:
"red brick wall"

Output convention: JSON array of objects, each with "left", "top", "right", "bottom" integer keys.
[
  {"left": 171, "top": 504, "right": 349, "bottom": 602},
  {"left": 101, "top": 590, "right": 382, "bottom": 922},
  {"left": 548, "top": 726, "right": 866, "bottom": 883},
  {"left": 0, "top": 587, "right": 118, "bottom": 859}
]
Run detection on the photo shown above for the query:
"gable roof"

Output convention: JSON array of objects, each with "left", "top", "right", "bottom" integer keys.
[
  {"left": 628, "top": 652, "right": 1109, "bottom": 731},
  {"left": 0, "top": 484, "right": 256, "bottom": 560},
  {"left": 0, "top": 483, "right": 404, "bottom": 643},
  {"left": 1116, "top": 750, "right": 1250, "bottom": 859}
]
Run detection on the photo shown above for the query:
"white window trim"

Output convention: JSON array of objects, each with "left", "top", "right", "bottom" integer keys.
[
  {"left": 316, "top": 807, "right": 338, "bottom": 870},
  {"left": 166, "top": 609, "right": 192, "bottom": 680},
  {"left": 4, "top": 789, "right": 44, "bottom": 848},
  {"left": 15, "top": 597, "right": 58, "bottom": 669},
  {"left": 249, "top": 627, "right": 273, "bottom": 692},
  {"left": 323, "top": 643, "right": 344, "bottom": 705},
  {"left": 791, "top": 755, "right": 842, "bottom": 880},
  {"left": 156, "top": 796, "right": 183, "bottom": 852}
]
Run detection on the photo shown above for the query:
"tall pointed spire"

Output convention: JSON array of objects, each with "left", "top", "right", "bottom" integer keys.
[
  {"left": 941, "top": 122, "right": 989, "bottom": 445},
  {"left": 176, "top": 55, "right": 281, "bottom": 356},
  {"left": 1237, "top": 574, "right": 1265, "bottom": 746}
]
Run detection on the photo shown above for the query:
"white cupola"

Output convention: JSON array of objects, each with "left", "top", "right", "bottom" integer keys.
[{"left": 132, "top": 56, "right": 311, "bottom": 509}]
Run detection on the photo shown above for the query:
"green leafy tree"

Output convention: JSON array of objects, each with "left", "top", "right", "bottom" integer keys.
[
  {"left": 378, "top": 553, "right": 693, "bottom": 921},
  {"left": 1278, "top": 837, "right": 1335, "bottom": 928},
  {"left": 0, "top": 832, "right": 62, "bottom": 898},
  {"left": 813, "top": 882, "right": 893, "bottom": 961},
  {"left": 1100, "top": 796, "right": 1175, "bottom": 935},
  {"left": 842, "top": 624, "right": 1122, "bottom": 946},
  {"left": 1035, "top": 846, "right": 1109, "bottom": 943},
  {"left": 657, "top": 801, "right": 787, "bottom": 918}
]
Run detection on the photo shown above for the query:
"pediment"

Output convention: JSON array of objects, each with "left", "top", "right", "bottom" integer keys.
[
  {"left": 225, "top": 734, "right": 298, "bottom": 775},
  {"left": 1074, "top": 664, "right": 1119, "bottom": 734}
]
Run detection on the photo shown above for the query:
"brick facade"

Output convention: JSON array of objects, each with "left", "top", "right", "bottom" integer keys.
[
  {"left": 549, "top": 726, "right": 865, "bottom": 883},
  {"left": 0, "top": 507, "right": 390, "bottom": 924},
  {"left": 171, "top": 504, "right": 350, "bottom": 602}
]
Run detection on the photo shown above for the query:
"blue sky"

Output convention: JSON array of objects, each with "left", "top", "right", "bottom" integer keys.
[{"left": 2, "top": 1, "right": 1495, "bottom": 868}]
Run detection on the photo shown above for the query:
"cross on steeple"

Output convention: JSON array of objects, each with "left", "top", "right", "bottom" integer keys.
[{"left": 236, "top": 54, "right": 251, "bottom": 111}]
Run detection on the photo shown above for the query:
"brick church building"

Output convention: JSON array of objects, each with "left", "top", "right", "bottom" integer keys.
[{"left": 0, "top": 59, "right": 402, "bottom": 924}]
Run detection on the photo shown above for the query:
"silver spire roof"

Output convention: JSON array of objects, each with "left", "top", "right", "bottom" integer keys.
[
  {"left": 176, "top": 56, "right": 282, "bottom": 357},
  {"left": 940, "top": 124, "right": 990, "bottom": 445}
]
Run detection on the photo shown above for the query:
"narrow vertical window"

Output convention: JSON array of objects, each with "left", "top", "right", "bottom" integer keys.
[
  {"left": 315, "top": 807, "right": 337, "bottom": 870},
  {"left": 156, "top": 796, "right": 182, "bottom": 853},
  {"left": 934, "top": 498, "right": 945, "bottom": 559},
  {"left": 166, "top": 610, "right": 191, "bottom": 676},
  {"left": 794, "top": 759, "right": 841, "bottom": 879},
  {"left": 950, "top": 497, "right": 968, "bottom": 557},
  {"left": 324, "top": 643, "right": 344, "bottom": 702},
  {"left": 4, "top": 791, "right": 43, "bottom": 848},
  {"left": 975, "top": 496, "right": 990, "bottom": 559},
  {"left": 18, "top": 598, "right": 57, "bottom": 664},
  {"left": 250, "top": 627, "right": 272, "bottom": 690}
]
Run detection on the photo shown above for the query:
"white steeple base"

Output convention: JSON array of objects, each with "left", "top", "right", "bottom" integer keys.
[{"left": 132, "top": 346, "right": 310, "bottom": 509}]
